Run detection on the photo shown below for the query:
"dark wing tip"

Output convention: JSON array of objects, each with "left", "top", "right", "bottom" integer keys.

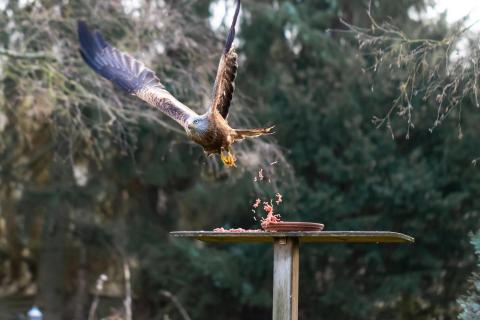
[
  {"left": 77, "top": 20, "right": 87, "bottom": 33},
  {"left": 223, "top": 0, "right": 241, "bottom": 54},
  {"left": 77, "top": 21, "right": 159, "bottom": 93},
  {"left": 77, "top": 20, "right": 102, "bottom": 52},
  {"left": 77, "top": 20, "right": 107, "bottom": 74}
]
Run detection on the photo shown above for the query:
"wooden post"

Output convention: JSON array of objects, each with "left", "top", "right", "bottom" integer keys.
[
  {"left": 170, "top": 231, "right": 414, "bottom": 319},
  {"left": 273, "top": 237, "right": 299, "bottom": 320}
]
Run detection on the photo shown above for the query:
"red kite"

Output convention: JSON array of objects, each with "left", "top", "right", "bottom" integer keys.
[{"left": 78, "top": 0, "right": 273, "bottom": 167}]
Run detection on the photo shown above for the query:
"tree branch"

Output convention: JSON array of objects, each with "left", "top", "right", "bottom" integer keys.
[
  {"left": 160, "top": 290, "right": 192, "bottom": 320},
  {"left": 0, "top": 48, "right": 55, "bottom": 60}
]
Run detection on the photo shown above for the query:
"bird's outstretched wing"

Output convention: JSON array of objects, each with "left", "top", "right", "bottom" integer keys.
[
  {"left": 209, "top": 0, "right": 240, "bottom": 119},
  {"left": 77, "top": 21, "right": 197, "bottom": 127}
]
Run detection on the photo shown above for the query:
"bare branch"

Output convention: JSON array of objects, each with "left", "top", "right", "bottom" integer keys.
[
  {"left": 160, "top": 290, "right": 192, "bottom": 320},
  {"left": 0, "top": 48, "right": 56, "bottom": 60},
  {"left": 338, "top": 1, "right": 480, "bottom": 138}
]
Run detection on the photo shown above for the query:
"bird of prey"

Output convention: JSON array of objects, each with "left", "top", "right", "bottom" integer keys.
[{"left": 77, "top": 0, "right": 273, "bottom": 167}]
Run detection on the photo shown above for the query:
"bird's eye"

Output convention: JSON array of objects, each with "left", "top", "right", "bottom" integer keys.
[{"left": 194, "top": 119, "right": 199, "bottom": 124}]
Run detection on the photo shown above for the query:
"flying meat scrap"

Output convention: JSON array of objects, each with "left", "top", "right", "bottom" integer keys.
[{"left": 77, "top": 0, "right": 273, "bottom": 167}]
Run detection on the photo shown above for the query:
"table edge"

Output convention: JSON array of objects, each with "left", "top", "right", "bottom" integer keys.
[{"left": 169, "top": 231, "right": 415, "bottom": 243}]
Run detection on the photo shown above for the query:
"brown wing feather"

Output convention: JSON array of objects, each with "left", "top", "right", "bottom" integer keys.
[
  {"left": 78, "top": 21, "right": 197, "bottom": 128},
  {"left": 136, "top": 86, "right": 198, "bottom": 126},
  {"left": 210, "top": 49, "right": 238, "bottom": 118},
  {"left": 209, "top": 0, "right": 240, "bottom": 119}
]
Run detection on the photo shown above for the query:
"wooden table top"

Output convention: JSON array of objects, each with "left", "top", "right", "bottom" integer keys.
[{"left": 170, "top": 231, "right": 414, "bottom": 244}]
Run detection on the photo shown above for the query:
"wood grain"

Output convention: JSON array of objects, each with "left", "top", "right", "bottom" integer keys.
[{"left": 273, "top": 237, "right": 299, "bottom": 320}]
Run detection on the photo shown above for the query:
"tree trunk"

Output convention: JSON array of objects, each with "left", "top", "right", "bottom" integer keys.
[
  {"left": 3, "top": 187, "right": 23, "bottom": 284},
  {"left": 37, "top": 198, "right": 69, "bottom": 320},
  {"left": 73, "top": 246, "right": 88, "bottom": 320}
]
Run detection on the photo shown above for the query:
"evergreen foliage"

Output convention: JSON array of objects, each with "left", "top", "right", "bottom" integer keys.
[{"left": 458, "top": 233, "right": 480, "bottom": 320}]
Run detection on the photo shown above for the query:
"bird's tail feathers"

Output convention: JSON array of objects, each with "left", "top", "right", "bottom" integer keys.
[
  {"left": 233, "top": 125, "right": 275, "bottom": 140},
  {"left": 223, "top": 0, "right": 241, "bottom": 54}
]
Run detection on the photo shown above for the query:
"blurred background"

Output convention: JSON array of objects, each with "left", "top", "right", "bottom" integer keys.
[{"left": 0, "top": 0, "right": 480, "bottom": 319}]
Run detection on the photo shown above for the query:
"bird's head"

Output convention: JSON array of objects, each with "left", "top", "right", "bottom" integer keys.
[{"left": 186, "top": 115, "right": 209, "bottom": 136}]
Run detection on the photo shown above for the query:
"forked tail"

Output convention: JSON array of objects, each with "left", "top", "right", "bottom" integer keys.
[{"left": 233, "top": 126, "right": 275, "bottom": 141}]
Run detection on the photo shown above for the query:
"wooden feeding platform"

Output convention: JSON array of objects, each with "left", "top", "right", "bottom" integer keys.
[{"left": 170, "top": 230, "right": 414, "bottom": 320}]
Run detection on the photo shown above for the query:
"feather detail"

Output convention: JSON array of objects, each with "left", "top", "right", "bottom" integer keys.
[
  {"left": 233, "top": 126, "right": 275, "bottom": 141},
  {"left": 77, "top": 21, "right": 197, "bottom": 126},
  {"left": 210, "top": 0, "right": 241, "bottom": 119},
  {"left": 223, "top": 0, "right": 241, "bottom": 54}
]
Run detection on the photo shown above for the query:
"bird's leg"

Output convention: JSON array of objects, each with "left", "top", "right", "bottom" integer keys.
[{"left": 220, "top": 147, "right": 236, "bottom": 167}]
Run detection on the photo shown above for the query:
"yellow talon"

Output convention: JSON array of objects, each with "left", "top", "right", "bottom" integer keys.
[{"left": 220, "top": 148, "right": 237, "bottom": 167}]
